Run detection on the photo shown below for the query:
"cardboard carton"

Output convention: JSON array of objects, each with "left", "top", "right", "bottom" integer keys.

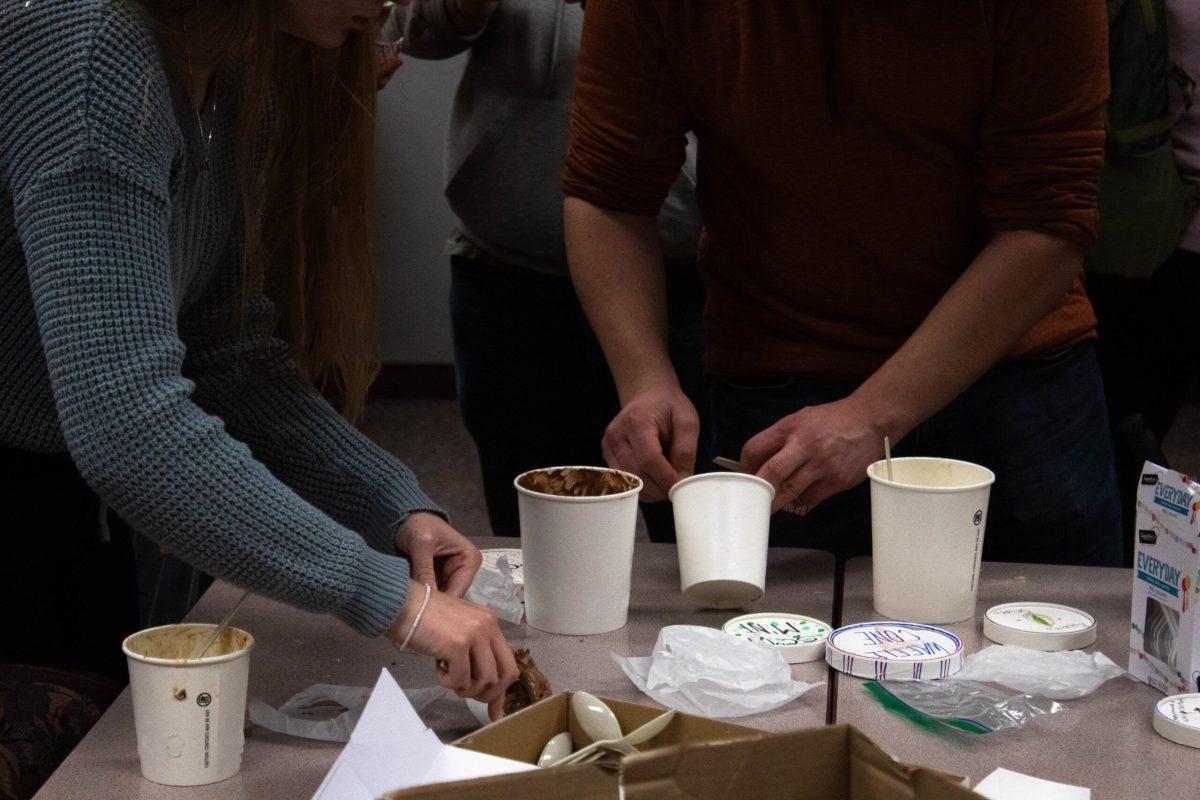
[
  {"left": 386, "top": 693, "right": 981, "bottom": 800},
  {"left": 1129, "top": 461, "right": 1200, "bottom": 695}
]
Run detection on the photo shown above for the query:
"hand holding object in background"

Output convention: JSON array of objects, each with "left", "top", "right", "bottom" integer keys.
[{"left": 740, "top": 397, "right": 887, "bottom": 515}]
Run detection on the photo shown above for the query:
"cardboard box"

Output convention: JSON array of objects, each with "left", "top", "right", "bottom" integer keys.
[
  {"left": 387, "top": 693, "right": 981, "bottom": 800},
  {"left": 386, "top": 692, "right": 761, "bottom": 800},
  {"left": 1129, "top": 461, "right": 1200, "bottom": 695}
]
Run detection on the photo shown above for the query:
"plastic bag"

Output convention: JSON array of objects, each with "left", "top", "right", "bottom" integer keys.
[
  {"left": 248, "top": 684, "right": 459, "bottom": 742},
  {"left": 611, "top": 625, "right": 821, "bottom": 719},
  {"left": 866, "top": 679, "right": 1063, "bottom": 735},
  {"left": 952, "top": 645, "right": 1125, "bottom": 700},
  {"left": 466, "top": 555, "right": 524, "bottom": 624}
]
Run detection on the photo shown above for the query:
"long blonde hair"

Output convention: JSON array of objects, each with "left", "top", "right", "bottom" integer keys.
[{"left": 143, "top": 1, "right": 380, "bottom": 421}]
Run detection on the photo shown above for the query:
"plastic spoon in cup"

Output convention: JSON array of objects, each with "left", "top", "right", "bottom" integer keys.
[{"left": 187, "top": 589, "right": 250, "bottom": 662}]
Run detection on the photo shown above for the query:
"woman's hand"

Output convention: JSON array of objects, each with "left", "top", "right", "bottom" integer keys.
[
  {"left": 394, "top": 512, "right": 483, "bottom": 598},
  {"left": 375, "top": 0, "right": 410, "bottom": 90},
  {"left": 388, "top": 582, "right": 519, "bottom": 721},
  {"left": 376, "top": 51, "right": 402, "bottom": 90}
]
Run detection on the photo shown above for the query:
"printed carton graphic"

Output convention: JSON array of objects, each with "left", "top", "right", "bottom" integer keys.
[{"left": 1130, "top": 463, "right": 1200, "bottom": 695}]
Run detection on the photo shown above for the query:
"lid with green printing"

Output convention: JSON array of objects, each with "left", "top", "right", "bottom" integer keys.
[
  {"left": 983, "top": 602, "right": 1097, "bottom": 651},
  {"left": 722, "top": 613, "right": 831, "bottom": 664}
]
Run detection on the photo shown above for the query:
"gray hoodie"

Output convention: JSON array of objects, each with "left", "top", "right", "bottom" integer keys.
[{"left": 386, "top": 0, "right": 701, "bottom": 275}]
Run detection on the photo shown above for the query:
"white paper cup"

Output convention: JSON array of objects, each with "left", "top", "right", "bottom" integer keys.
[
  {"left": 669, "top": 473, "right": 774, "bottom": 609},
  {"left": 868, "top": 457, "right": 995, "bottom": 624},
  {"left": 515, "top": 466, "right": 642, "bottom": 635},
  {"left": 122, "top": 624, "right": 254, "bottom": 786}
]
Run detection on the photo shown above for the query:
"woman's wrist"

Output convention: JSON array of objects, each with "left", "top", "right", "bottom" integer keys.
[
  {"left": 388, "top": 578, "right": 428, "bottom": 644},
  {"left": 398, "top": 581, "right": 432, "bottom": 651}
]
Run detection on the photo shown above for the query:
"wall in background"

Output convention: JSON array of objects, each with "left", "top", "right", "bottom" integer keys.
[{"left": 372, "top": 54, "right": 467, "bottom": 365}]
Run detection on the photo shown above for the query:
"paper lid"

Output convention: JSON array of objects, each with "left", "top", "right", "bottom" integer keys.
[
  {"left": 722, "top": 613, "right": 831, "bottom": 664},
  {"left": 480, "top": 549, "right": 524, "bottom": 585},
  {"left": 1154, "top": 694, "right": 1200, "bottom": 749},
  {"left": 983, "top": 602, "right": 1097, "bottom": 651},
  {"left": 826, "top": 622, "right": 964, "bottom": 681}
]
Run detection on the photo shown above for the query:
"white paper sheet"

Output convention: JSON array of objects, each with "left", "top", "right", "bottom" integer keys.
[
  {"left": 974, "top": 768, "right": 1090, "bottom": 800},
  {"left": 312, "top": 669, "right": 535, "bottom": 800}
]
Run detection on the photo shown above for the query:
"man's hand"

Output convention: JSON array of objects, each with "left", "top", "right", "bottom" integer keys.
[
  {"left": 394, "top": 513, "right": 483, "bottom": 598},
  {"left": 387, "top": 582, "right": 518, "bottom": 721},
  {"left": 740, "top": 396, "right": 884, "bottom": 514},
  {"left": 601, "top": 383, "right": 699, "bottom": 501}
]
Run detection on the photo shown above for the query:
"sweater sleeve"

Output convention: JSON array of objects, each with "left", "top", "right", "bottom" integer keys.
[
  {"left": 14, "top": 154, "right": 410, "bottom": 637},
  {"left": 562, "top": 0, "right": 690, "bottom": 216},
  {"left": 178, "top": 237, "right": 446, "bottom": 557},
  {"left": 386, "top": 0, "right": 489, "bottom": 61},
  {"left": 976, "top": 0, "right": 1109, "bottom": 250}
]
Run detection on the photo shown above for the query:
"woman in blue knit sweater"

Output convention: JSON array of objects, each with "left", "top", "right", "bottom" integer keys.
[{"left": 0, "top": 0, "right": 517, "bottom": 718}]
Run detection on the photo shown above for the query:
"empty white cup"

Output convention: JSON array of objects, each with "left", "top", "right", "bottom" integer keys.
[
  {"left": 515, "top": 466, "right": 642, "bottom": 635},
  {"left": 122, "top": 623, "right": 254, "bottom": 786},
  {"left": 868, "top": 457, "right": 995, "bottom": 624},
  {"left": 669, "top": 472, "right": 774, "bottom": 609}
]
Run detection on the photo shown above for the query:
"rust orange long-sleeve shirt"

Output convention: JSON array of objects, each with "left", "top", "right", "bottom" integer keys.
[{"left": 564, "top": 0, "right": 1109, "bottom": 378}]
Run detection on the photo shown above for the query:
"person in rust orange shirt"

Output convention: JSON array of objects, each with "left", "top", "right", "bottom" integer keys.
[{"left": 562, "top": 0, "right": 1122, "bottom": 565}]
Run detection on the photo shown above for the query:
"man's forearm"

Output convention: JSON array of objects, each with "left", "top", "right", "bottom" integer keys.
[
  {"left": 851, "top": 230, "right": 1085, "bottom": 441},
  {"left": 564, "top": 197, "right": 675, "bottom": 402}
]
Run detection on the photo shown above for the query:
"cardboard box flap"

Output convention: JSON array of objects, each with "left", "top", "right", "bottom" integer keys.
[
  {"left": 621, "top": 725, "right": 982, "bottom": 800},
  {"left": 385, "top": 763, "right": 615, "bottom": 800}
]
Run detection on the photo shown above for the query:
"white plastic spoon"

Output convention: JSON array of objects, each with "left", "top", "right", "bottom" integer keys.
[
  {"left": 537, "top": 731, "right": 573, "bottom": 768},
  {"left": 570, "top": 692, "right": 622, "bottom": 743},
  {"left": 552, "top": 710, "right": 675, "bottom": 767},
  {"left": 616, "top": 709, "right": 675, "bottom": 747},
  {"left": 551, "top": 739, "right": 636, "bottom": 767}
]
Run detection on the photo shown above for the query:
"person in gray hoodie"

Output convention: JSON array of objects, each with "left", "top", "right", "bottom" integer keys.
[{"left": 385, "top": 0, "right": 706, "bottom": 541}]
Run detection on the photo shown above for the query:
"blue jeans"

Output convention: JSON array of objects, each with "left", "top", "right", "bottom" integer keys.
[
  {"left": 451, "top": 256, "right": 708, "bottom": 541},
  {"left": 709, "top": 342, "right": 1123, "bottom": 566}
]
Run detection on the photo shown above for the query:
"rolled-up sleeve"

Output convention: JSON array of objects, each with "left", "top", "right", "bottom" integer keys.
[
  {"left": 563, "top": 0, "right": 690, "bottom": 216},
  {"left": 975, "top": 0, "right": 1109, "bottom": 251}
]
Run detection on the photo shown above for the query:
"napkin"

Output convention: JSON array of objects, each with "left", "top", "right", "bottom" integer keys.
[{"left": 974, "top": 767, "right": 1090, "bottom": 800}]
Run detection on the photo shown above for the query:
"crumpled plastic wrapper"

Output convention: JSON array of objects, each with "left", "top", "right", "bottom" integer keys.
[
  {"left": 248, "top": 683, "right": 460, "bottom": 742},
  {"left": 611, "top": 625, "right": 821, "bottom": 719},
  {"left": 951, "top": 645, "right": 1125, "bottom": 700},
  {"left": 466, "top": 555, "right": 524, "bottom": 624}
]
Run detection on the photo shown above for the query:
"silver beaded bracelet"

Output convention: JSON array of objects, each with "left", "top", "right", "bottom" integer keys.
[{"left": 398, "top": 581, "right": 432, "bottom": 652}]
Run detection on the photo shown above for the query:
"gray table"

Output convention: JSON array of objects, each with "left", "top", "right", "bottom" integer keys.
[
  {"left": 35, "top": 538, "right": 834, "bottom": 800},
  {"left": 834, "top": 557, "right": 1183, "bottom": 798}
]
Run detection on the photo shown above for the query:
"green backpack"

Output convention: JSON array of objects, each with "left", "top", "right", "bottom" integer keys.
[{"left": 1086, "top": 0, "right": 1199, "bottom": 278}]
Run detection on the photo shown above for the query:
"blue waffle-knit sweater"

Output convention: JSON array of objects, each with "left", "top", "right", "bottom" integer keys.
[{"left": 0, "top": 0, "right": 441, "bottom": 636}]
